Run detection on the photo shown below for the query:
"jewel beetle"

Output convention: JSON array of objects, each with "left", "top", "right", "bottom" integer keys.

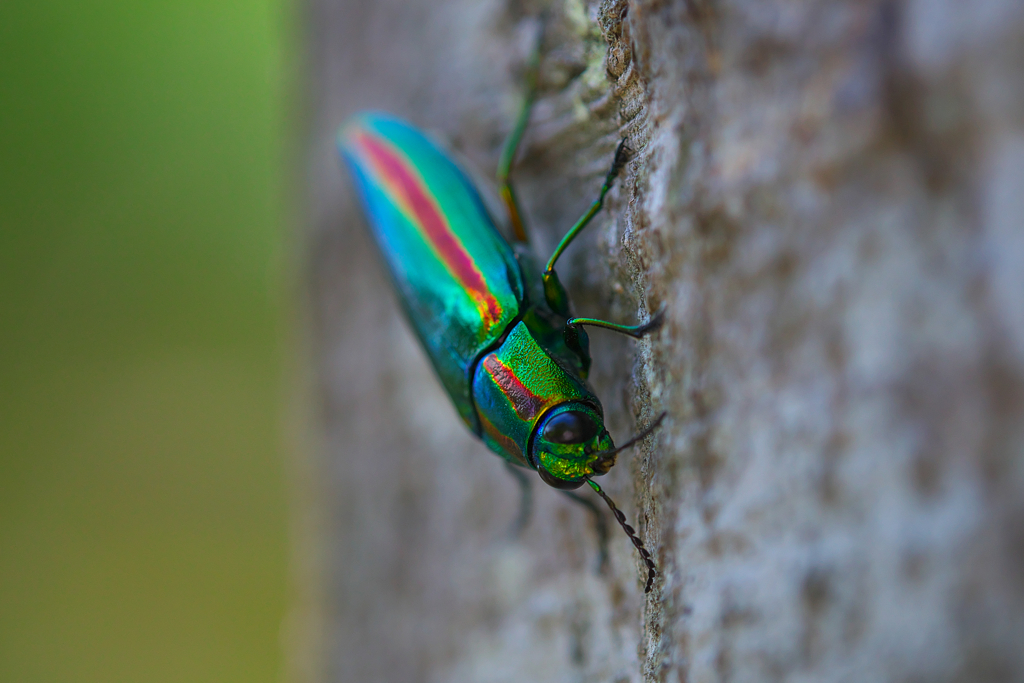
[{"left": 336, "top": 39, "right": 664, "bottom": 593}]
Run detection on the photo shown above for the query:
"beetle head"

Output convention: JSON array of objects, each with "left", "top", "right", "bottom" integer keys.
[{"left": 531, "top": 402, "right": 615, "bottom": 489}]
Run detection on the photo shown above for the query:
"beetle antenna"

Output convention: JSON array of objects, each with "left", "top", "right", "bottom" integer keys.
[
  {"left": 585, "top": 478, "right": 658, "bottom": 593},
  {"left": 593, "top": 411, "right": 666, "bottom": 460}
]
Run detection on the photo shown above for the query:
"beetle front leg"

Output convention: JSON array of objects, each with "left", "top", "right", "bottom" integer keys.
[
  {"left": 564, "top": 307, "right": 664, "bottom": 356},
  {"left": 567, "top": 307, "right": 665, "bottom": 339}
]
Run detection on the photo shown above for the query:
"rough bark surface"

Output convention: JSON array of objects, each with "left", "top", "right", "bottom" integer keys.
[{"left": 303, "top": 1, "right": 1024, "bottom": 681}]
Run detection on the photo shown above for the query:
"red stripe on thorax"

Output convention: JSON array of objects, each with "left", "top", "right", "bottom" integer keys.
[
  {"left": 483, "top": 355, "right": 544, "bottom": 421},
  {"left": 479, "top": 412, "right": 525, "bottom": 463},
  {"left": 354, "top": 131, "right": 502, "bottom": 327}
]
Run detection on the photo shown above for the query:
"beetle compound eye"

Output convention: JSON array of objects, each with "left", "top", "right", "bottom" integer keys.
[
  {"left": 538, "top": 466, "right": 586, "bottom": 490},
  {"left": 542, "top": 411, "right": 599, "bottom": 444}
]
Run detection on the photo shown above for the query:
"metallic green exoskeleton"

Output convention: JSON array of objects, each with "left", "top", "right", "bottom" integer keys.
[{"left": 337, "top": 31, "right": 663, "bottom": 592}]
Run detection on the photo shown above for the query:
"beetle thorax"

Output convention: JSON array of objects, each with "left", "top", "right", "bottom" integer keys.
[{"left": 472, "top": 321, "right": 603, "bottom": 474}]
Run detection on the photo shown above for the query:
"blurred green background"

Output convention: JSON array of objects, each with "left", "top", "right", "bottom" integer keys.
[{"left": 1, "top": 0, "right": 292, "bottom": 681}]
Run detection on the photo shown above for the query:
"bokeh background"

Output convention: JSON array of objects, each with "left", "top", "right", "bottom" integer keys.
[{"left": 1, "top": 1, "right": 293, "bottom": 681}]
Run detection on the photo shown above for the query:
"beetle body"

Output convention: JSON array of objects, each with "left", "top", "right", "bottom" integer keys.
[{"left": 339, "top": 113, "right": 613, "bottom": 483}]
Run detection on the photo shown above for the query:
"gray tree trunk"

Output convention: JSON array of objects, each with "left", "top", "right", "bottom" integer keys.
[{"left": 299, "top": 1, "right": 1024, "bottom": 681}]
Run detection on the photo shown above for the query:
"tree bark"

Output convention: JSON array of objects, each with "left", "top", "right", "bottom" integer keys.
[{"left": 303, "top": 1, "right": 1024, "bottom": 681}]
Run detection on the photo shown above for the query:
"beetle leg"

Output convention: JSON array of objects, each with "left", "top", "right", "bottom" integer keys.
[
  {"left": 542, "top": 138, "right": 632, "bottom": 287},
  {"left": 504, "top": 463, "right": 533, "bottom": 538},
  {"left": 566, "top": 307, "right": 665, "bottom": 341},
  {"left": 560, "top": 490, "right": 610, "bottom": 573},
  {"left": 497, "top": 20, "right": 544, "bottom": 244}
]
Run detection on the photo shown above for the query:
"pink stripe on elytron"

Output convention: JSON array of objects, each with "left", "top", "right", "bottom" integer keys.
[
  {"left": 353, "top": 129, "right": 502, "bottom": 329},
  {"left": 483, "top": 355, "right": 546, "bottom": 421}
]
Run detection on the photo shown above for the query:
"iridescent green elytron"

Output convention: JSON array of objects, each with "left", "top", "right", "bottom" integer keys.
[{"left": 337, "top": 30, "right": 664, "bottom": 593}]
